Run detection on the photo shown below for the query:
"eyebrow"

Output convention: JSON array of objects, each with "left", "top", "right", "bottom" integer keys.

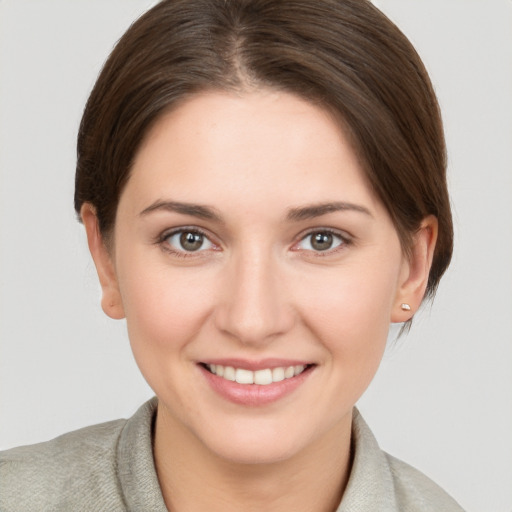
[
  {"left": 139, "top": 200, "right": 223, "bottom": 222},
  {"left": 139, "top": 199, "right": 372, "bottom": 223},
  {"left": 286, "top": 201, "right": 372, "bottom": 221}
]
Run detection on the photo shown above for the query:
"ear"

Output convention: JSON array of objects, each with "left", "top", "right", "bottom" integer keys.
[
  {"left": 391, "top": 215, "right": 438, "bottom": 323},
  {"left": 81, "top": 203, "right": 125, "bottom": 320}
]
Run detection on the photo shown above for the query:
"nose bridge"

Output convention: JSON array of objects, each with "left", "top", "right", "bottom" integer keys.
[{"left": 215, "top": 242, "right": 293, "bottom": 345}]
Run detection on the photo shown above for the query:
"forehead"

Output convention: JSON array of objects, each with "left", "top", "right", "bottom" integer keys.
[{"left": 123, "top": 89, "right": 382, "bottom": 217}]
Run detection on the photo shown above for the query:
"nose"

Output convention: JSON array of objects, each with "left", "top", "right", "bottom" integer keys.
[{"left": 213, "top": 248, "right": 295, "bottom": 346}]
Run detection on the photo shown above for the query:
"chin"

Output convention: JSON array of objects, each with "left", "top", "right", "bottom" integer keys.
[
  {"left": 210, "top": 438, "right": 302, "bottom": 466},
  {"left": 193, "top": 416, "right": 320, "bottom": 466}
]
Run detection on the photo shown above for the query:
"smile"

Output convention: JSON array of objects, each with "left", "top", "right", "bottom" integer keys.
[
  {"left": 205, "top": 364, "right": 308, "bottom": 385},
  {"left": 199, "top": 361, "right": 315, "bottom": 405}
]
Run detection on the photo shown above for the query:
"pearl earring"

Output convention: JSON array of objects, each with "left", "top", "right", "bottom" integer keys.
[{"left": 400, "top": 303, "right": 411, "bottom": 311}]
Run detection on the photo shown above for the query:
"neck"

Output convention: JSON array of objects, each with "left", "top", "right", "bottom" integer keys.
[{"left": 153, "top": 405, "right": 353, "bottom": 512}]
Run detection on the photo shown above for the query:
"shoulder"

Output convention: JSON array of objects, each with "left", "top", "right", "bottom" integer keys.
[
  {"left": 340, "top": 409, "right": 465, "bottom": 512},
  {"left": 0, "top": 418, "right": 128, "bottom": 511},
  {"left": 385, "top": 452, "right": 465, "bottom": 512}
]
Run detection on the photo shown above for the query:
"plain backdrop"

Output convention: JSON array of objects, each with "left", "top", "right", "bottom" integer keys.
[{"left": 0, "top": 1, "right": 511, "bottom": 511}]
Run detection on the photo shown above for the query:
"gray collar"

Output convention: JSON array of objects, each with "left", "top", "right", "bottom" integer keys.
[
  {"left": 337, "top": 408, "right": 399, "bottom": 511},
  {"left": 117, "top": 397, "right": 168, "bottom": 511},
  {"left": 115, "top": 399, "right": 398, "bottom": 512}
]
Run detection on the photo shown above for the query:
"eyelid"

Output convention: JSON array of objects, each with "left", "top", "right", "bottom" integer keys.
[
  {"left": 156, "top": 226, "right": 220, "bottom": 256},
  {"left": 154, "top": 225, "right": 352, "bottom": 257},
  {"left": 291, "top": 227, "right": 353, "bottom": 254}
]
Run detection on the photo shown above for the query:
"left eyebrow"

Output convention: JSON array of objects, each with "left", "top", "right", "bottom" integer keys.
[
  {"left": 286, "top": 201, "right": 373, "bottom": 221},
  {"left": 139, "top": 200, "right": 224, "bottom": 223}
]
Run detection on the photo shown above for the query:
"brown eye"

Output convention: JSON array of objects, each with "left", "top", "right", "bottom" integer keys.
[
  {"left": 165, "top": 230, "right": 213, "bottom": 253},
  {"left": 311, "top": 232, "right": 333, "bottom": 251},
  {"left": 180, "top": 231, "right": 204, "bottom": 251},
  {"left": 296, "top": 230, "right": 346, "bottom": 253}
]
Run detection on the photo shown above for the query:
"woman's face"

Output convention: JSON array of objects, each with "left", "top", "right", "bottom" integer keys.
[{"left": 89, "top": 90, "right": 424, "bottom": 464}]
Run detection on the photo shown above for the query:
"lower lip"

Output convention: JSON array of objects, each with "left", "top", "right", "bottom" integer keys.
[{"left": 199, "top": 365, "right": 314, "bottom": 406}]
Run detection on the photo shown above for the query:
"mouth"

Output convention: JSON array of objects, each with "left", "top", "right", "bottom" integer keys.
[
  {"left": 200, "top": 362, "right": 315, "bottom": 385},
  {"left": 198, "top": 360, "right": 316, "bottom": 406}
]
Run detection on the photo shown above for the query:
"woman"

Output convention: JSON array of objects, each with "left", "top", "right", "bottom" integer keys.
[{"left": 0, "top": 0, "right": 465, "bottom": 510}]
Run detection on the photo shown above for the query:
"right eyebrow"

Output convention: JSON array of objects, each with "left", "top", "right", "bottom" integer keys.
[
  {"left": 139, "top": 200, "right": 224, "bottom": 223},
  {"left": 286, "top": 201, "right": 373, "bottom": 222}
]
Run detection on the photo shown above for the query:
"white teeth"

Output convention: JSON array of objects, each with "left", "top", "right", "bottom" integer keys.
[
  {"left": 235, "top": 368, "right": 254, "bottom": 384},
  {"left": 223, "top": 366, "right": 236, "bottom": 381},
  {"left": 206, "top": 363, "right": 308, "bottom": 385},
  {"left": 294, "top": 365, "right": 305, "bottom": 376},
  {"left": 254, "top": 369, "right": 273, "bottom": 385},
  {"left": 284, "top": 366, "right": 295, "bottom": 379},
  {"left": 272, "top": 367, "right": 285, "bottom": 382}
]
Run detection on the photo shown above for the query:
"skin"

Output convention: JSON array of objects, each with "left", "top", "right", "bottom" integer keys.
[{"left": 82, "top": 89, "right": 437, "bottom": 512}]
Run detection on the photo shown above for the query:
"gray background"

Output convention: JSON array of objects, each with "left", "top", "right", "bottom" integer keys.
[{"left": 1, "top": 1, "right": 511, "bottom": 510}]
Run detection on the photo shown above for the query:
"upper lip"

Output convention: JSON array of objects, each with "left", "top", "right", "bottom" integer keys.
[{"left": 199, "top": 358, "right": 314, "bottom": 371}]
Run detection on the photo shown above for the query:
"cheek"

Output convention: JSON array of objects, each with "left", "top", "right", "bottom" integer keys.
[
  {"left": 294, "top": 255, "right": 401, "bottom": 377},
  {"left": 298, "top": 258, "right": 399, "bottom": 331},
  {"left": 116, "top": 258, "right": 216, "bottom": 364},
  {"left": 118, "top": 264, "right": 220, "bottom": 410}
]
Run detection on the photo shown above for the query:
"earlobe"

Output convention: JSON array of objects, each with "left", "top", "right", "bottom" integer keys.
[
  {"left": 391, "top": 215, "right": 438, "bottom": 323},
  {"left": 80, "top": 203, "right": 125, "bottom": 320}
]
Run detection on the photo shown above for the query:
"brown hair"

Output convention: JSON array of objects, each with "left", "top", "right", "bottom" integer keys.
[{"left": 75, "top": 0, "right": 453, "bottom": 299}]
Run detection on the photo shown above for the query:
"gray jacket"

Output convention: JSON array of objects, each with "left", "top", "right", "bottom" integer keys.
[{"left": 0, "top": 398, "right": 464, "bottom": 511}]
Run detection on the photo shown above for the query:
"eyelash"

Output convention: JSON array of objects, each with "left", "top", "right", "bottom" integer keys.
[
  {"left": 156, "top": 227, "right": 352, "bottom": 258},
  {"left": 157, "top": 227, "right": 217, "bottom": 259},
  {"left": 293, "top": 228, "right": 352, "bottom": 256}
]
